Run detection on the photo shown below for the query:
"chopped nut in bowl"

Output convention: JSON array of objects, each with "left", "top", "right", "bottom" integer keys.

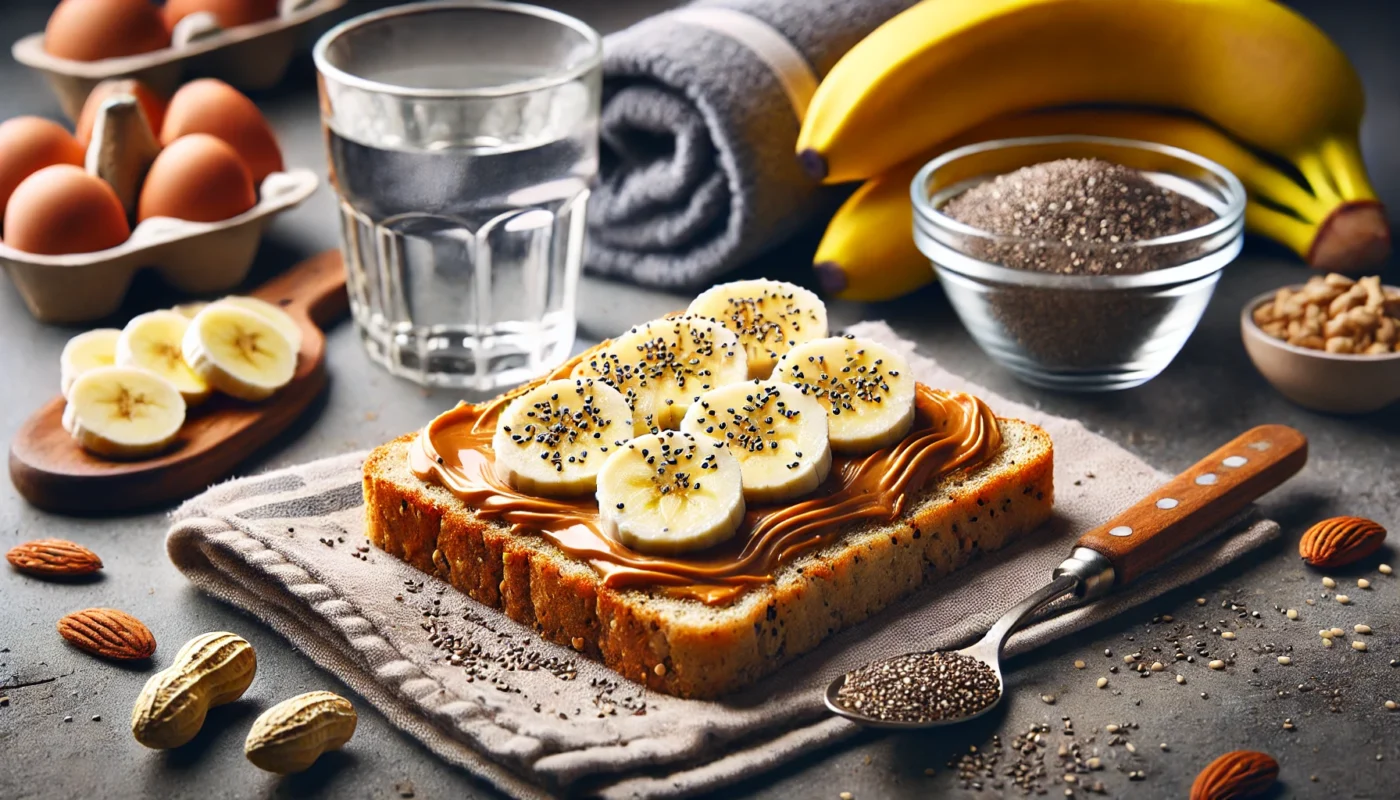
[{"left": 1242, "top": 274, "right": 1400, "bottom": 414}]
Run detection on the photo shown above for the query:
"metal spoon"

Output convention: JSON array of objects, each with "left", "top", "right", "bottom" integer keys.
[{"left": 825, "top": 424, "right": 1307, "bottom": 730}]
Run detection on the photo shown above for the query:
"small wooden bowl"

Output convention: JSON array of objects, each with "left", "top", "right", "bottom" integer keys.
[{"left": 1241, "top": 287, "right": 1400, "bottom": 414}]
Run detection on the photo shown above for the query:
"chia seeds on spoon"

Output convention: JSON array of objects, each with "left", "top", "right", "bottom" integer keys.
[{"left": 835, "top": 651, "right": 1001, "bottom": 723}]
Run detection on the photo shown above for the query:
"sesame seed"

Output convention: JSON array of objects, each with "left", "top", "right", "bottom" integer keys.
[
  {"left": 1353, "top": 641, "right": 1368, "bottom": 652},
  {"left": 1096, "top": 677, "right": 1109, "bottom": 689},
  {"left": 1337, "top": 595, "right": 1352, "bottom": 605},
  {"left": 1322, "top": 577, "right": 1337, "bottom": 589},
  {"left": 1208, "top": 660, "right": 1225, "bottom": 670},
  {"left": 1380, "top": 564, "right": 1393, "bottom": 575},
  {"left": 1358, "top": 578, "right": 1371, "bottom": 589},
  {"left": 1277, "top": 656, "right": 1292, "bottom": 665},
  {"left": 1355, "top": 624, "right": 1373, "bottom": 634},
  {"left": 1286, "top": 609, "right": 1299, "bottom": 620}
]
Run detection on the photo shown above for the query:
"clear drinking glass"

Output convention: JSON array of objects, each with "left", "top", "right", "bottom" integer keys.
[{"left": 314, "top": 1, "right": 602, "bottom": 389}]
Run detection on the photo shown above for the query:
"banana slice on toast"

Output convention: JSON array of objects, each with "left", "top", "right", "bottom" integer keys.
[
  {"left": 772, "top": 335, "right": 916, "bottom": 455},
  {"left": 573, "top": 315, "right": 748, "bottom": 434},
  {"left": 596, "top": 430, "right": 746, "bottom": 555},
  {"left": 492, "top": 377, "right": 634, "bottom": 497},
  {"left": 681, "top": 380, "right": 832, "bottom": 504},
  {"left": 688, "top": 279, "right": 828, "bottom": 379}
]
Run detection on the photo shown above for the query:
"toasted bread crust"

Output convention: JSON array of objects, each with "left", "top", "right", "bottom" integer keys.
[{"left": 364, "top": 417, "right": 1053, "bottom": 699}]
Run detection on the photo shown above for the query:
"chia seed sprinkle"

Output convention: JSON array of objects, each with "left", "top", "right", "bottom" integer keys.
[{"left": 835, "top": 652, "right": 1001, "bottom": 723}]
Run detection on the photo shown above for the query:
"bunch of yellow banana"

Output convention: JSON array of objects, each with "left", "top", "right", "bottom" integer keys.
[{"left": 798, "top": 0, "right": 1391, "bottom": 301}]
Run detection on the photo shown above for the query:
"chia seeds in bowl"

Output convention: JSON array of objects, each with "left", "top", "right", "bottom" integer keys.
[{"left": 912, "top": 136, "right": 1246, "bottom": 392}]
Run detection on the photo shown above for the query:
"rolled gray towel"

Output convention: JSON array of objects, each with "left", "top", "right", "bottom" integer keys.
[{"left": 587, "top": 0, "right": 918, "bottom": 288}]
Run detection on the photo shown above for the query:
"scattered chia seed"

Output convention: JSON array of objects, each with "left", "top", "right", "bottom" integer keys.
[{"left": 835, "top": 652, "right": 1001, "bottom": 723}]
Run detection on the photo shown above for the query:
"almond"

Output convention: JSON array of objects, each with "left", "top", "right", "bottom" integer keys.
[
  {"left": 6, "top": 539, "right": 103, "bottom": 577},
  {"left": 57, "top": 608, "right": 156, "bottom": 661},
  {"left": 1190, "top": 750, "right": 1279, "bottom": 800},
  {"left": 1299, "top": 516, "right": 1386, "bottom": 568}
]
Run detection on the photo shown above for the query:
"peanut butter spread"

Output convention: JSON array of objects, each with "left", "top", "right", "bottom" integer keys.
[{"left": 410, "top": 384, "right": 1001, "bottom": 605}]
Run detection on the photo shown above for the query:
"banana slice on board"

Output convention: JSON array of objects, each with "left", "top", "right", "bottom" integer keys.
[
  {"left": 60, "top": 328, "right": 121, "bottom": 398},
  {"left": 688, "top": 279, "right": 829, "bottom": 379},
  {"left": 595, "top": 430, "right": 746, "bottom": 556},
  {"left": 573, "top": 315, "right": 748, "bottom": 434},
  {"left": 116, "top": 310, "right": 211, "bottom": 405},
  {"left": 491, "top": 377, "right": 635, "bottom": 498},
  {"left": 171, "top": 302, "right": 208, "bottom": 319},
  {"left": 680, "top": 380, "right": 832, "bottom": 504},
  {"left": 182, "top": 304, "right": 297, "bottom": 402},
  {"left": 772, "top": 335, "right": 916, "bottom": 455},
  {"left": 213, "top": 296, "right": 303, "bottom": 353},
  {"left": 62, "top": 366, "right": 186, "bottom": 459}
]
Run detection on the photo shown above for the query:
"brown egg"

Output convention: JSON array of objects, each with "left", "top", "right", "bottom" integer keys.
[
  {"left": 44, "top": 0, "right": 170, "bottom": 62},
  {"left": 163, "top": 0, "right": 279, "bottom": 30},
  {"left": 4, "top": 165, "right": 129, "bottom": 255},
  {"left": 0, "top": 117, "right": 87, "bottom": 223},
  {"left": 138, "top": 134, "right": 256, "bottom": 223},
  {"left": 75, "top": 80, "right": 168, "bottom": 146},
  {"left": 161, "top": 79, "right": 283, "bottom": 184}
]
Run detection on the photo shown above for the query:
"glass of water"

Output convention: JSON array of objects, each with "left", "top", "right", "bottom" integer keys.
[{"left": 314, "top": 1, "right": 601, "bottom": 389}]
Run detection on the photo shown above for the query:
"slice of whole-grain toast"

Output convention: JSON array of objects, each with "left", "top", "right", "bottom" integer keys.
[{"left": 363, "top": 416, "right": 1053, "bottom": 700}]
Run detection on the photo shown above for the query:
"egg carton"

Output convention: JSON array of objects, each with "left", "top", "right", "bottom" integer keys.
[
  {"left": 12, "top": 0, "right": 346, "bottom": 121},
  {"left": 0, "top": 93, "right": 318, "bottom": 324}
]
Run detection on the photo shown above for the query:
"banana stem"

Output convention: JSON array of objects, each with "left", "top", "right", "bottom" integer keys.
[{"left": 1245, "top": 202, "right": 1316, "bottom": 260}]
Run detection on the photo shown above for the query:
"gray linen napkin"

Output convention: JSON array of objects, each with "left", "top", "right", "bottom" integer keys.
[
  {"left": 167, "top": 322, "right": 1278, "bottom": 799},
  {"left": 587, "top": 0, "right": 918, "bottom": 287}
]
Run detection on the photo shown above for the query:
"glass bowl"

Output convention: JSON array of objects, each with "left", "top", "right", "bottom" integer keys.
[{"left": 912, "top": 136, "right": 1246, "bottom": 391}]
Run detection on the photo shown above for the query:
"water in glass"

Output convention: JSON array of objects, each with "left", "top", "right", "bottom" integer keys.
[{"left": 316, "top": 4, "right": 601, "bottom": 390}]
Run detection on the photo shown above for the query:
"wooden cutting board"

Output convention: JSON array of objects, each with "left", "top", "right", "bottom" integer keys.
[{"left": 9, "top": 249, "right": 348, "bottom": 514}]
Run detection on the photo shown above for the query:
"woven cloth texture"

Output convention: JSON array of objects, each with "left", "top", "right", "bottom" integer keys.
[{"left": 168, "top": 322, "right": 1278, "bottom": 798}]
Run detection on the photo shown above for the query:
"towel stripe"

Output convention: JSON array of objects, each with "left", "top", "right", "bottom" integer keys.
[{"left": 671, "top": 7, "right": 818, "bottom": 120}]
